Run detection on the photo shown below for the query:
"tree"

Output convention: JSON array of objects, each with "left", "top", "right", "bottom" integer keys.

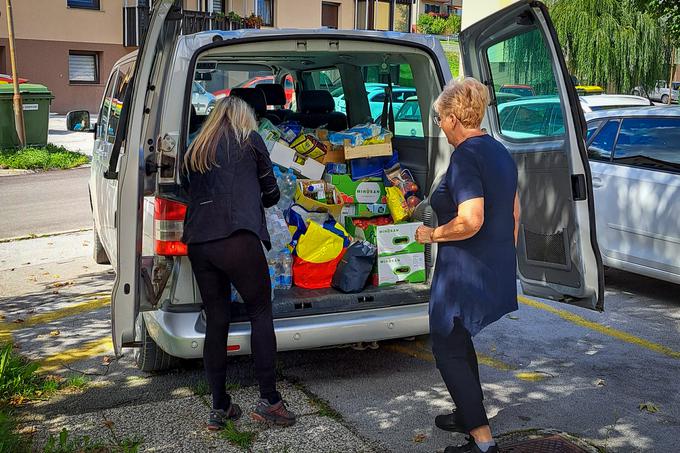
[
  {"left": 549, "top": 0, "right": 668, "bottom": 93},
  {"left": 416, "top": 13, "right": 460, "bottom": 36}
]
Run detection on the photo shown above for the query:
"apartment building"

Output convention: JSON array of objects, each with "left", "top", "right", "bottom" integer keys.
[{"left": 1, "top": 0, "right": 457, "bottom": 113}]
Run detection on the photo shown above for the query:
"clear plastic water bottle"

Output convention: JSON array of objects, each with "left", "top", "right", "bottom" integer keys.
[
  {"left": 280, "top": 249, "right": 293, "bottom": 289},
  {"left": 267, "top": 256, "right": 277, "bottom": 300},
  {"left": 275, "top": 167, "right": 297, "bottom": 213}
]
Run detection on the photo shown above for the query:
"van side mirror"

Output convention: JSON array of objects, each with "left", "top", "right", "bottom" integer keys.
[{"left": 66, "top": 110, "right": 91, "bottom": 132}]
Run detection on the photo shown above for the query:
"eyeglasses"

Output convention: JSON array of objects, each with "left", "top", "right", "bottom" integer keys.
[{"left": 433, "top": 113, "right": 442, "bottom": 127}]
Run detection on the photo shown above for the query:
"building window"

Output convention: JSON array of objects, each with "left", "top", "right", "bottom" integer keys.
[
  {"left": 256, "top": 0, "right": 274, "bottom": 26},
  {"left": 69, "top": 51, "right": 99, "bottom": 84},
  {"left": 213, "top": 0, "right": 225, "bottom": 13},
  {"left": 67, "top": 0, "right": 100, "bottom": 10},
  {"left": 424, "top": 4, "right": 440, "bottom": 14},
  {"left": 322, "top": 3, "right": 339, "bottom": 29}
]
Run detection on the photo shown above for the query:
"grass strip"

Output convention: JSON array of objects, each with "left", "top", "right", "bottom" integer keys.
[
  {"left": 0, "top": 144, "right": 89, "bottom": 170},
  {"left": 220, "top": 420, "right": 257, "bottom": 451}
]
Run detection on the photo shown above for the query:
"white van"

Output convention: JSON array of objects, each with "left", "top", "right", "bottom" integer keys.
[{"left": 68, "top": 0, "right": 604, "bottom": 372}]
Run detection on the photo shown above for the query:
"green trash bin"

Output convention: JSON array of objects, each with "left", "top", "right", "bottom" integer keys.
[{"left": 0, "top": 83, "right": 55, "bottom": 148}]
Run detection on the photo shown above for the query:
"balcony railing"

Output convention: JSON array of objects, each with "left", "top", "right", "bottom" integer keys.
[{"left": 125, "top": 7, "right": 257, "bottom": 47}]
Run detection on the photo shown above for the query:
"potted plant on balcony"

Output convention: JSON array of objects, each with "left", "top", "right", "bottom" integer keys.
[
  {"left": 243, "top": 13, "right": 264, "bottom": 29},
  {"left": 226, "top": 11, "right": 242, "bottom": 30}
]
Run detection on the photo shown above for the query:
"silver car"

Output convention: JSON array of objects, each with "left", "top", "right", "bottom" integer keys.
[
  {"left": 191, "top": 81, "right": 216, "bottom": 115},
  {"left": 586, "top": 107, "right": 680, "bottom": 284},
  {"left": 68, "top": 0, "right": 603, "bottom": 372}
]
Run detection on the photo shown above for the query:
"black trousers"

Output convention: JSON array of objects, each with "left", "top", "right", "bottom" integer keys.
[
  {"left": 188, "top": 230, "right": 278, "bottom": 410},
  {"left": 431, "top": 318, "right": 489, "bottom": 432}
]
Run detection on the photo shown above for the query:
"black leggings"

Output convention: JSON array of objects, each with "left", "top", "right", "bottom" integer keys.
[
  {"left": 431, "top": 318, "right": 488, "bottom": 432},
  {"left": 188, "top": 230, "right": 279, "bottom": 410}
]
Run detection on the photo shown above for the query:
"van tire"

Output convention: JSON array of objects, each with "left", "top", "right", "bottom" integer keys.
[
  {"left": 135, "top": 316, "right": 182, "bottom": 372},
  {"left": 93, "top": 226, "right": 110, "bottom": 265},
  {"left": 661, "top": 94, "right": 669, "bottom": 104}
]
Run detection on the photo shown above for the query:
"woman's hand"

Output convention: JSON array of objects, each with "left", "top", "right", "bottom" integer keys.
[{"left": 416, "top": 225, "right": 435, "bottom": 244}]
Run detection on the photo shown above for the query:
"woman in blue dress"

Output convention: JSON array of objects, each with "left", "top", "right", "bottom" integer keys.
[{"left": 416, "top": 78, "right": 520, "bottom": 453}]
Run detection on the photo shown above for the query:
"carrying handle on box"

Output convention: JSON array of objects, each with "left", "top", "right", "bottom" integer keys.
[
  {"left": 392, "top": 236, "right": 409, "bottom": 245},
  {"left": 394, "top": 266, "right": 411, "bottom": 275}
]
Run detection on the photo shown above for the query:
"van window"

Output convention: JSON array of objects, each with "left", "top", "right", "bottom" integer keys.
[
  {"left": 106, "top": 61, "right": 135, "bottom": 145},
  {"left": 193, "top": 63, "right": 275, "bottom": 109},
  {"left": 97, "top": 70, "right": 118, "bottom": 141},
  {"left": 487, "top": 28, "right": 565, "bottom": 140},
  {"left": 614, "top": 117, "right": 680, "bottom": 171}
]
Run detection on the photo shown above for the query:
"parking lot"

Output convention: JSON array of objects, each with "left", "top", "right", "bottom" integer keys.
[{"left": 1, "top": 230, "right": 678, "bottom": 452}]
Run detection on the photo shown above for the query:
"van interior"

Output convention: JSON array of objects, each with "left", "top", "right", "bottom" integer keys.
[{"left": 172, "top": 40, "right": 448, "bottom": 324}]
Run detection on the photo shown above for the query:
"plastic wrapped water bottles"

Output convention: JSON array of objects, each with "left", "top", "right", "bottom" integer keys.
[
  {"left": 274, "top": 166, "right": 296, "bottom": 213},
  {"left": 278, "top": 249, "right": 293, "bottom": 289},
  {"left": 265, "top": 206, "right": 292, "bottom": 256}
]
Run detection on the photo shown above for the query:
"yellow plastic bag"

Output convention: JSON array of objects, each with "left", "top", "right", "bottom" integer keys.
[
  {"left": 296, "top": 221, "right": 346, "bottom": 264},
  {"left": 386, "top": 186, "right": 409, "bottom": 223}
]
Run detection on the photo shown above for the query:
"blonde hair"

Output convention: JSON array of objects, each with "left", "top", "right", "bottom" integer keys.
[
  {"left": 433, "top": 77, "right": 489, "bottom": 129},
  {"left": 184, "top": 96, "right": 257, "bottom": 173}
]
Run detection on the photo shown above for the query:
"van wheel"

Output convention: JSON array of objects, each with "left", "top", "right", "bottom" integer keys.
[
  {"left": 661, "top": 94, "right": 669, "bottom": 104},
  {"left": 93, "top": 226, "right": 110, "bottom": 265},
  {"left": 134, "top": 315, "right": 182, "bottom": 372}
]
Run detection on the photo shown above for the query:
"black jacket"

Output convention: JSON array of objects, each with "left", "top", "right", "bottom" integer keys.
[{"left": 182, "top": 130, "right": 280, "bottom": 248}]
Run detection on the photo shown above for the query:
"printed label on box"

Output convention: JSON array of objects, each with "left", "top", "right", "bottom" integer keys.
[
  {"left": 376, "top": 222, "right": 424, "bottom": 256},
  {"left": 377, "top": 252, "right": 426, "bottom": 286}
]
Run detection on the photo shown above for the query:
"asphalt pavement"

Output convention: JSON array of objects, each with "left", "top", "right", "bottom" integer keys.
[
  {"left": 0, "top": 167, "right": 91, "bottom": 240},
  {"left": 1, "top": 231, "right": 679, "bottom": 452}
]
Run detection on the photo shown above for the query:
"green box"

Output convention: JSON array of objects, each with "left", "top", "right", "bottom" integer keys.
[
  {"left": 345, "top": 219, "right": 425, "bottom": 256},
  {"left": 324, "top": 174, "right": 387, "bottom": 205},
  {"left": 341, "top": 203, "right": 388, "bottom": 220},
  {"left": 376, "top": 253, "right": 426, "bottom": 286},
  {"left": 0, "top": 84, "right": 54, "bottom": 148}
]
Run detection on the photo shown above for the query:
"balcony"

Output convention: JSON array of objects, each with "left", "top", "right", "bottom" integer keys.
[{"left": 124, "top": 7, "right": 259, "bottom": 47}]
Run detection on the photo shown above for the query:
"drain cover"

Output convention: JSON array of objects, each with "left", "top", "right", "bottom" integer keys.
[{"left": 503, "top": 434, "right": 589, "bottom": 453}]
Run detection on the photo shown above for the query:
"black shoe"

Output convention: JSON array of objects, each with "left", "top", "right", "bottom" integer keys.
[
  {"left": 207, "top": 403, "right": 242, "bottom": 431},
  {"left": 435, "top": 410, "right": 466, "bottom": 433},
  {"left": 444, "top": 438, "right": 498, "bottom": 453}
]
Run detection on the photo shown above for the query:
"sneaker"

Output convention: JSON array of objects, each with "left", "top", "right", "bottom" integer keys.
[
  {"left": 435, "top": 410, "right": 466, "bottom": 433},
  {"left": 207, "top": 403, "right": 242, "bottom": 431},
  {"left": 251, "top": 399, "right": 297, "bottom": 426},
  {"left": 444, "top": 438, "right": 498, "bottom": 453}
]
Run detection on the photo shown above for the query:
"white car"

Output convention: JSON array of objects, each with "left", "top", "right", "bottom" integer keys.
[
  {"left": 585, "top": 107, "right": 680, "bottom": 284},
  {"left": 66, "top": 0, "right": 603, "bottom": 371},
  {"left": 579, "top": 94, "right": 652, "bottom": 112},
  {"left": 632, "top": 80, "right": 679, "bottom": 104}
]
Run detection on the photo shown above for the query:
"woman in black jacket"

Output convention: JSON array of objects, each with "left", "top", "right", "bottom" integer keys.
[{"left": 182, "top": 96, "right": 296, "bottom": 430}]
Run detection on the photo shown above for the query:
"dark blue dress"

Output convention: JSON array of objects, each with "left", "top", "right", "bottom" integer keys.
[{"left": 429, "top": 134, "right": 518, "bottom": 337}]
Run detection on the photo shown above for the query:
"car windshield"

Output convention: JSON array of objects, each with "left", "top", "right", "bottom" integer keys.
[{"left": 396, "top": 100, "right": 420, "bottom": 121}]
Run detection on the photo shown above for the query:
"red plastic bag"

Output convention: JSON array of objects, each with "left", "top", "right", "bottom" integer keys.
[{"left": 293, "top": 251, "right": 346, "bottom": 289}]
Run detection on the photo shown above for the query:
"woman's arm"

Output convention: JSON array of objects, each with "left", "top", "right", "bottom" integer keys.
[
  {"left": 251, "top": 132, "right": 280, "bottom": 208},
  {"left": 415, "top": 197, "right": 484, "bottom": 244},
  {"left": 513, "top": 191, "right": 520, "bottom": 246}
]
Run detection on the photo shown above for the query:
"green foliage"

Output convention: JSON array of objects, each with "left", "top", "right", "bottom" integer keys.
[
  {"left": 43, "top": 429, "right": 104, "bottom": 453},
  {"left": 220, "top": 420, "right": 257, "bottom": 450},
  {"left": 0, "top": 343, "right": 41, "bottom": 401},
  {"left": 0, "top": 409, "right": 30, "bottom": 453},
  {"left": 445, "top": 51, "right": 460, "bottom": 78},
  {"left": 549, "top": 0, "right": 669, "bottom": 92},
  {"left": 445, "top": 14, "right": 462, "bottom": 35},
  {"left": 0, "top": 144, "right": 89, "bottom": 170},
  {"left": 637, "top": 0, "right": 680, "bottom": 46},
  {"left": 64, "top": 375, "right": 89, "bottom": 391},
  {"left": 416, "top": 14, "right": 448, "bottom": 35}
]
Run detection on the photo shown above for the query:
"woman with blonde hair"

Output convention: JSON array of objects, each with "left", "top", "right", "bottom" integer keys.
[
  {"left": 416, "top": 78, "right": 520, "bottom": 453},
  {"left": 182, "top": 96, "right": 296, "bottom": 430}
]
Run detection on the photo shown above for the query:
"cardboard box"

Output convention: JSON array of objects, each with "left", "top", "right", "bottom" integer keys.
[
  {"left": 340, "top": 203, "right": 388, "bottom": 224},
  {"left": 376, "top": 253, "right": 426, "bottom": 286},
  {"left": 319, "top": 141, "right": 345, "bottom": 164},
  {"left": 268, "top": 140, "right": 325, "bottom": 180},
  {"left": 324, "top": 174, "right": 387, "bottom": 205},
  {"left": 343, "top": 141, "right": 393, "bottom": 160},
  {"left": 294, "top": 181, "right": 344, "bottom": 219},
  {"left": 374, "top": 222, "right": 424, "bottom": 256},
  {"left": 345, "top": 220, "right": 424, "bottom": 256}
]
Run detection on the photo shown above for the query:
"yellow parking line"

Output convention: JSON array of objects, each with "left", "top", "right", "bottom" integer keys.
[
  {"left": 384, "top": 342, "right": 517, "bottom": 372},
  {"left": 38, "top": 336, "right": 113, "bottom": 373},
  {"left": 0, "top": 295, "right": 110, "bottom": 334},
  {"left": 518, "top": 295, "right": 680, "bottom": 360}
]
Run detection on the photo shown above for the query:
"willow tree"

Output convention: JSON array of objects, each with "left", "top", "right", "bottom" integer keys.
[{"left": 549, "top": 0, "right": 668, "bottom": 93}]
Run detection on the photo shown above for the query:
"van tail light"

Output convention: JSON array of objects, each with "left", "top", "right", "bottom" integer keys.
[{"left": 154, "top": 197, "right": 188, "bottom": 256}]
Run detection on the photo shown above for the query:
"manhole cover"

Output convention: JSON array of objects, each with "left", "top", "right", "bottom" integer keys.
[{"left": 503, "top": 434, "right": 589, "bottom": 453}]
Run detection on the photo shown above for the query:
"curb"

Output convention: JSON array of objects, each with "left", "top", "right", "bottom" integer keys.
[
  {"left": 0, "top": 164, "right": 91, "bottom": 177},
  {"left": 0, "top": 228, "right": 91, "bottom": 244}
]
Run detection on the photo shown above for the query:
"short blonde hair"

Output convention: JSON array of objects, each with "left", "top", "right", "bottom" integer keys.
[{"left": 433, "top": 77, "right": 489, "bottom": 129}]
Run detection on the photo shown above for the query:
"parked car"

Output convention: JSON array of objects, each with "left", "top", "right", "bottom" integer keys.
[
  {"left": 66, "top": 0, "right": 603, "bottom": 371},
  {"left": 499, "top": 84, "right": 535, "bottom": 97},
  {"left": 584, "top": 107, "right": 680, "bottom": 284},
  {"left": 190, "top": 81, "right": 216, "bottom": 116},
  {"left": 0, "top": 73, "right": 28, "bottom": 84},
  {"left": 579, "top": 94, "right": 653, "bottom": 112},
  {"left": 336, "top": 84, "right": 415, "bottom": 121},
  {"left": 632, "top": 80, "right": 679, "bottom": 104},
  {"left": 213, "top": 74, "right": 295, "bottom": 107}
]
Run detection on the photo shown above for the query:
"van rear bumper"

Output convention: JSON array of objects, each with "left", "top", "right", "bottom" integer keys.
[{"left": 142, "top": 303, "right": 430, "bottom": 359}]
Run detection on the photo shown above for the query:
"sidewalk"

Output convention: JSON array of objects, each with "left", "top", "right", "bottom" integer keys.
[{"left": 48, "top": 113, "right": 94, "bottom": 156}]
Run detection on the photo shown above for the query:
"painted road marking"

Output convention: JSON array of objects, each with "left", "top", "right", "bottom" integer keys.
[
  {"left": 0, "top": 294, "right": 110, "bottom": 333},
  {"left": 517, "top": 295, "right": 680, "bottom": 360},
  {"left": 39, "top": 336, "right": 113, "bottom": 373}
]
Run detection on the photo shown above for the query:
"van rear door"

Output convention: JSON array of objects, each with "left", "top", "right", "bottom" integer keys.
[
  {"left": 459, "top": 0, "right": 604, "bottom": 310},
  {"left": 111, "top": 0, "right": 182, "bottom": 354}
]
